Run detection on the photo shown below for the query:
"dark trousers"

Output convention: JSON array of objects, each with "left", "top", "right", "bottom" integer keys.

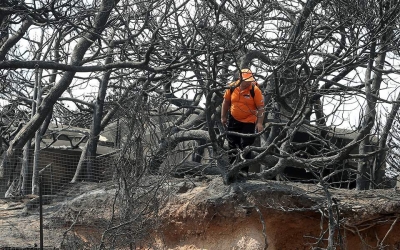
[{"left": 227, "top": 115, "right": 256, "bottom": 171}]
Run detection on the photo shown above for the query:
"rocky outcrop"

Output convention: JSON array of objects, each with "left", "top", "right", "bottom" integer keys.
[{"left": 1, "top": 177, "right": 400, "bottom": 249}]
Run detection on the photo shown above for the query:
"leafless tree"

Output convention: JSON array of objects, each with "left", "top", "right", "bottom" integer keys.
[{"left": 1, "top": 0, "right": 400, "bottom": 247}]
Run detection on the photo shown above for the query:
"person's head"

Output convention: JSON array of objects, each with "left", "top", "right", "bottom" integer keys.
[
  {"left": 239, "top": 68, "right": 256, "bottom": 88},
  {"left": 240, "top": 68, "right": 255, "bottom": 82}
]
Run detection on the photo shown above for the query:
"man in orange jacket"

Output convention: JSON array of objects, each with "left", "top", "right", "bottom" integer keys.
[{"left": 221, "top": 69, "right": 265, "bottom": 172}]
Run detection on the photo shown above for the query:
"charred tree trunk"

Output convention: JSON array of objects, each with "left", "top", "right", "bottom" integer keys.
[
  {"left": 72, "top": 40, "right": 114, "bottom": 183},
  {"left": 357, "top": 8, "right": 391, "bottom": 190},
  {"left": 373, "top": 92, "right": 400, "bottom": 188}
]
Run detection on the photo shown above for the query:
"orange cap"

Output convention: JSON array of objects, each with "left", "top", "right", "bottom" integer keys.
[{"left": 241, "top": 68, "right": 255, "bottom": 82}]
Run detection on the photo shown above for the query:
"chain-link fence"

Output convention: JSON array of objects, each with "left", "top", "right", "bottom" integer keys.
[
  {"left": 0, "top": 148, "right": 115, "bottom": 197},
  {"left": 0, "top": 147, "right": 159, "bottom": 249}
]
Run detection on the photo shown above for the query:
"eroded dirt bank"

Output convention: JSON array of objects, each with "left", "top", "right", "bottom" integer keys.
[{"left": 153, "top": 178, "right": 400, "bottom": 249}]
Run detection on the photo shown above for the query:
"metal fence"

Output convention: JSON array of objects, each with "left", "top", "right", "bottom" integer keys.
[{"left": 0, "top": 148, "right": 134, "bottom": 249}]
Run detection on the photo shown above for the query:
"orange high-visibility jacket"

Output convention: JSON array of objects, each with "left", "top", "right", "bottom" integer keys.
[{"left": 223, "top": 80, "right": 264, "bottom": 123}]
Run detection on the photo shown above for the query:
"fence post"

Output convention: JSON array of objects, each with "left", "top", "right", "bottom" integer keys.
[
  {"left": 38, "top": 163, "right": 52, "bottom": 250},
  {"left": 39, "top": 172, "right": 44, "bottom": 250}
]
